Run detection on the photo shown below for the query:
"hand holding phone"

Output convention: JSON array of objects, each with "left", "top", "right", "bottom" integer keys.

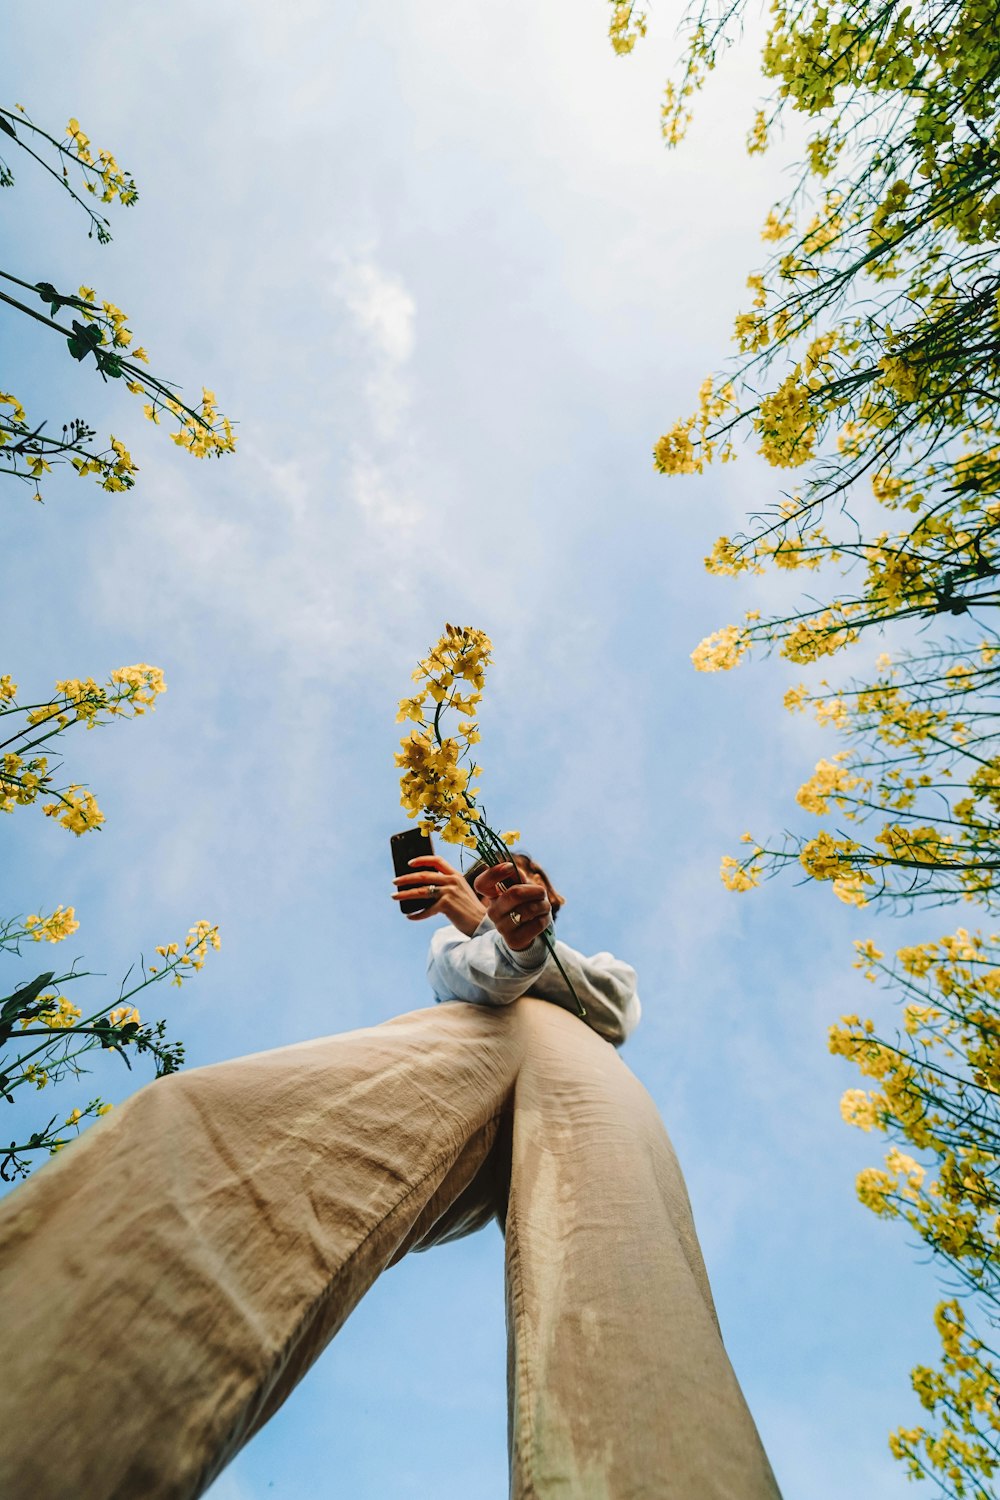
[{"left": 390, "top": 835, "right": 492, "bottom": 936}]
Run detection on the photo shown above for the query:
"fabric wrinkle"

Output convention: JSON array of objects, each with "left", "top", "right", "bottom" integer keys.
[{"left": 0, "top": 995, "right": 781, "bottom": 1500}]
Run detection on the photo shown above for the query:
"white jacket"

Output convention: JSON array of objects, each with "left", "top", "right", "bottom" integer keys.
[{"left": 427, "top": 916, "right": 640, "bottom": 1048}]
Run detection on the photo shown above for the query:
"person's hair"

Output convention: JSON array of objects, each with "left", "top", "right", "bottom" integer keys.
[{"left": 463, "top": 852, "right": 560, "bottom": 920}]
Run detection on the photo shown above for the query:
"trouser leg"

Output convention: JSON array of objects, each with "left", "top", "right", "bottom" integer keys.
[
  {"left": 0, "top": 1002, "right": 525, "bottom": 1500},
  {"left": 504, "top": 999, "right": 782, "bottom": 1500},
  {"left": 0, "top": 997, "right": 782, "bottom": 1500}
]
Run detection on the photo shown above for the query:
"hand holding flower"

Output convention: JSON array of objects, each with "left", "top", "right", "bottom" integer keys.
[{"left": 473, "top": 862, "right": 552, "bottom": 952}]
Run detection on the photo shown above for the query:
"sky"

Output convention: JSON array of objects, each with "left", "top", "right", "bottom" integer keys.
[{"left": 2, "top": 3, "right": 955, "bottom": 1496}]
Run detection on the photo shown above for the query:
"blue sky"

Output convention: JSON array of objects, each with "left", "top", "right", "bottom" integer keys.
[{"left": 3, "top": 3, "right": 950, "bottom": 1495}]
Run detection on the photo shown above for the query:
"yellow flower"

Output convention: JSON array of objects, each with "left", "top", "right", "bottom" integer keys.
[
  {"left": 396, "top": 625, "right": 494, "bottom": 849},
  {"left": 746, "top": 110, "right": 768, "bottom": 155},
  {"left": 162, "top": 919, "right": 222, "bottom": 986},
  {"left": 108, "top": 1006, "right": 141, "bottom": 1028},
  {"left": 24, "top": 905, "right": 79, "bottom": 943},
  {"left": 608, "top": 2, "right": 647, "bottom": 54},
  {"left": 886, "top": 1146, "right": 924, "bottom": 1185},
  {"left": 42, "top": 785, "right": 105, "bottom": 836},
  {"left": 856, "top": 1165, "right": 897, "bottom": 1214},
  {"left": 833, "top": 873, "right": 872, "bottom": 906},
  {"left": 704, "top": 536, "right": 760, "bottom": 576},
  {"left": 796, "top": 757, "right": 863, "bottom": 815},
  {"left": 840, "top": 1088, "right": 882, "bottom": 1131},
  {"left": 27, "top": 996, "right": 82, "bottom": 1031},
  {"left": 799, "top": 830, "right": 860, "bottom": 880},
  {"left": 109, "top": 663, "right": 167, "bottom": 713},
  {"left": 761, "top": 208, "right": 793, "bottom": 242},
  {"left": 691, "top": 624, "right": 751, "bottom": 673},
  {"left": 852, "top": 938, "right": 884, "bottom": 980},
  {"left": 654, "top": 378, "right": 736, "bottom": 475},
  {"left": 782, "top": 613, "right": 859, "bottom": 665},
  {"left": 755, "top": 375, "right": 820, "bottom": 468},
  {"left": 720, "top": 853, "right": 761, "bottom": 891},
  {"left": 0, "top": 391, "right": 27, "bottom": 424}
]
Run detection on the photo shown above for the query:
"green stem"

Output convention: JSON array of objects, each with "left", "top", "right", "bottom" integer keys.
[{"left": 0, "top": 287, "right": 214, "bottom": 431}]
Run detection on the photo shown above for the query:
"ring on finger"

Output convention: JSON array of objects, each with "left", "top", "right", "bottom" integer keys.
[
  {"left": 428, "top": 885, "right": 440, "bottom": 900},
  {"left": 510, "top": 910, "right": 522, "bottom": 926}
]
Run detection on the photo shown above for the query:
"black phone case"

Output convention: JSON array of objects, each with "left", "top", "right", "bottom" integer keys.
[{"left": 391, "top": 828, "right": 435, "bottom": 914}]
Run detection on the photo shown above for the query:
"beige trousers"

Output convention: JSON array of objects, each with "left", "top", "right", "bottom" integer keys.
[{"left": 0, "top": 997, "right": 782, "bottom": 1499}]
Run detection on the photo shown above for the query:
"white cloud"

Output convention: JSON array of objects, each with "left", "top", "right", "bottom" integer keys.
[
  {"left": 334, "top": 255, "right": 417, "bottom": 440},
  {"left": 337, "top": 258, "right": 416, "bottom": 367},
  {"left": 348, "top": 450, "right": 422, "bottom": 530}
]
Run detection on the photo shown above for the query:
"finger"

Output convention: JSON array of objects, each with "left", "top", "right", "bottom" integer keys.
[
  {"left": 504, "top": 915, "right": 551, "bottom": 949},
  {"left": 499, "top": 899, "right": 549, "bottom": 937},
  {"left": 486, "top": 880, "right": 532, "bottom": 907},
  {"left": 491, "top": 883, "right": 544, "bottom": 916},
  {"left": 474, "top": 863, "right": 518, "bottom": 898},
  {"left": 392, "top": 871, "right": 456, "bottom": 888},
  {"left": 406, "top": 855, "right": 453, "bottom": 873},
  {"left": 500, "top": 912, "right": 549, "bottom": 941},
  {"left": 391, "top": 885, "right": 443, "bottom": 902},
  {"left": 505, "top": 891, "right": 549, "bottom": 917},
  {"left": 403, "top": 905, "right": 440, "bottom": 922}
]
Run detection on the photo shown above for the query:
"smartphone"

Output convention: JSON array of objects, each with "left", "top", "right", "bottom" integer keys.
[{"left": 391, "top": 828, "right": 436, "bottom": 915}]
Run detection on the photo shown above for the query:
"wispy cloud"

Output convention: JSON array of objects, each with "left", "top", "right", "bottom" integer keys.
[{"left": 333, "top": 253, "right": 417, "bottom": 440}]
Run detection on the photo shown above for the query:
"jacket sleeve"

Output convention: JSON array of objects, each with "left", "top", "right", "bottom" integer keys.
[
  {"left": 427, "top": 919, "right": 641, "bottom": 1048},
  {"left": 529, "top": 938, "right": 641, "bottom": 1049},
  {"left": 427, "top": 917, "right": 549, "bottom": 1008}
]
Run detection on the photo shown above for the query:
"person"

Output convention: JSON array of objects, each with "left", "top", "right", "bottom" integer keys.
[
  {"left": 0, "top": 847, "right": 784, "bottom": 1500},
  {"left": 391, "top": 849, "right": 641, "bottom": 1045}
]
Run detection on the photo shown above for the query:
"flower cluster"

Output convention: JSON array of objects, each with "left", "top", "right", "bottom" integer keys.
[
  {"left": 1, "top": 383, "right": 140, "bottom": 498},
  {"left": 148, "top": 920, "right": 222, "bottom": 987},
  {"left": 795, "top": 755, "right": 865, "bottom": 815},
  {"left": 720, "top": 851, "right": 762, "bottom": 891},
  {"left": 158, "top": 388, "right": 237, "bottom": 460},
  {"left": 780, "top": 609, "right": 859, "bottom": 664},
  {"left": 23, "top": 906, "right": 79, "bottom": 944},
  {"left": 41, "top": 787, "right": 104, "bottom": 837},
  {"left": 608, "top": 0, "right": 1000, "bottom": 1479},
  {"left": 20, "top": 995, "right": 83, "bottom": 1031},
  {"left": 754, "top": 374, "right": 820, "bottom": 468},
  {"left": 690, "top": 623, "right": 751, "bottom": 673},
  {"left": 0, "top": 664, "right": 166, "bottom": 833},
  {"left": 607, "top": 1, "right": 647, "bottom": 56},
  {"left": 0, "top": 263, "right": 234, "bottom": 502},
  {"left": 826, "top": 925, "right": 1000, "bottom": 1498},
  {"left": 64, "top": 118, "right": 138, "bottom": 206},
  {"left": 395, "top": 625, "right": 495, "bottom": 850},
  {"left": 74, "top": 286, "right": 136, "bottom": 349},
  {"left": 888, "top": 1300, "right": 1000, "bottom": 1490},
  {"left": 653, "top": 378, "right": 736, "bottom": 477},
  {"left": 0, "top": 910, "right": 220, "bottom": 1177}
]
